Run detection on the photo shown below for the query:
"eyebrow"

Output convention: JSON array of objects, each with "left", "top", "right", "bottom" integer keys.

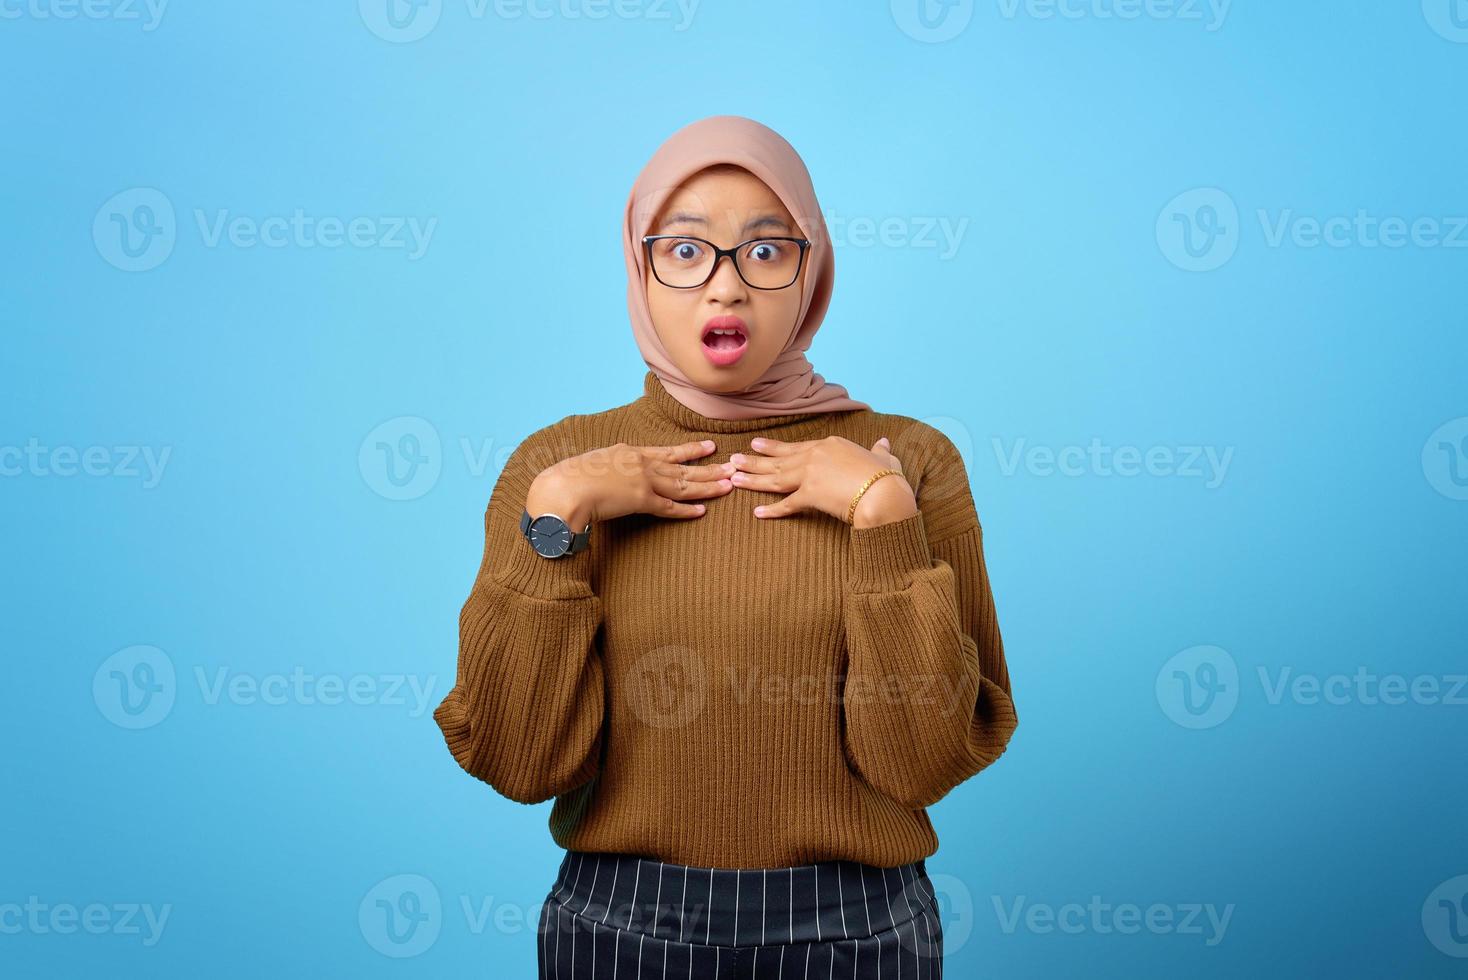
[{"left": 655, "top": 212, "right": 793, "bottom": 235}]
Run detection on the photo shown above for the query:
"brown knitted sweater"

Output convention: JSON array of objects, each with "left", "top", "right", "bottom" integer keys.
[{"left": 433, "top": 370, "right": 1018, "bottom": 869}]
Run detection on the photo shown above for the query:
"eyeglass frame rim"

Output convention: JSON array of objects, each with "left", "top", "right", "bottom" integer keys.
[{"left": 641, "top": 233, "right": 812, "bottom": 291}]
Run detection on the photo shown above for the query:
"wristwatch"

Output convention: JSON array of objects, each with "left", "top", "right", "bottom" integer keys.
[{"left": 520, "top": 508, "right": 592, "bottom": 559}]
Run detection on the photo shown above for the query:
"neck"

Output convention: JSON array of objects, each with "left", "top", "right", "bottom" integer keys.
[{"left": 635, "top": 370, "right": 852, "bottom": 434}]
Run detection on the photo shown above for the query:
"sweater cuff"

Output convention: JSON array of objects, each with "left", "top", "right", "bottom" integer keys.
[
  {"left": 847, "top": 511, "right": 933, "bottom": 593},
  {"left": 491, "top": 533, "right": 596, "bottom": 600}
]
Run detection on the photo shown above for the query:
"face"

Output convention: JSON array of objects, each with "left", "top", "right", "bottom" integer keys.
[{"left": 644, "top": 165, "right": 809, "bottom": 393}]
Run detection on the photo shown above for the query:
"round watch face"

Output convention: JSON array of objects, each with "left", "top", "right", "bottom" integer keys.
[{"left": 528, "top": 514, "right": 572, "bottom": 557}]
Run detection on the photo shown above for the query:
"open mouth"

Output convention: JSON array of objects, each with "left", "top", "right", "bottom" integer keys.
[{"left": 701, "top": 317, "right": 748, "bottom": 365}]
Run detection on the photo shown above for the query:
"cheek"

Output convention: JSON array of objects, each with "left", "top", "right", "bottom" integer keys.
[
  {"left": 646, "top": 287, "right": 696, "bottom": 345},
  {"left": 755, "top": 294, "right": 803, "bottom": 348}
]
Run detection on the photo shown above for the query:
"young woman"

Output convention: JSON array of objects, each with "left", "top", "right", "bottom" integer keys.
[{"left": 433, "top": 114, "right": 1018, "bottom": 978}]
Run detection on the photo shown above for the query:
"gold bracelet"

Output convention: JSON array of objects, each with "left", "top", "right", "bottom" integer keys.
[{"left": 847, "top": 468, "right": 900, "bottom": 525}]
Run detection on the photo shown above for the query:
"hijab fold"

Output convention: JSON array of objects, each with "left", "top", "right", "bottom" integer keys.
[{"left": 623, "top": 115, "right": 871, "bottom": 421}]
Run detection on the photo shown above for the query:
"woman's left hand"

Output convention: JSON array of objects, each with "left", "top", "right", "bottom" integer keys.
[{"left": 730, "top": 435, "right": 920, "bottom": 528}]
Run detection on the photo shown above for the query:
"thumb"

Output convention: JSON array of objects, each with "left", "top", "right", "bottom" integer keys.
[{"left": 871, "top": 436, "right": 890, "bottom": 455}]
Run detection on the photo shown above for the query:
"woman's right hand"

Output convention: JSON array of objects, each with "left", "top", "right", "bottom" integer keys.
[{"left": 523, "top": 439, "right": 734, "bottom": 529}]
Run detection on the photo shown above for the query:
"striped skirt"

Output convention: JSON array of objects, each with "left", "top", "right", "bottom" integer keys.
[{"left": 538, "top": 849, "right": 944, "bottom": 978}]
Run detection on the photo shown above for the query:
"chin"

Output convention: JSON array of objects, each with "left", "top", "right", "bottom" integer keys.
[
  {"left": 683, "top": 366, "right": 747, "bottom": 392},
  {"left": 678, "top": 356, "right": 764, "bottom": 393}
]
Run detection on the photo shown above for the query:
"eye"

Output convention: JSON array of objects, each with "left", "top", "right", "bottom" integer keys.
[
  {"left": 746, "top": 240, "right": 786, "bottom": 263},
  {"left": 656, "top": 238, "right": 705, "bottom": 263}
]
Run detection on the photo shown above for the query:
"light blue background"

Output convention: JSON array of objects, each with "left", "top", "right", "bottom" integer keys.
[{"left": 3, "top": 1, "right": 1466, "bottom": 976}]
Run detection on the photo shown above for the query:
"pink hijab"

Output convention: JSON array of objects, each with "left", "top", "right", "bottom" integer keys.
[{"left": 623, "top": 115, "right": 871, "bottom": 421}]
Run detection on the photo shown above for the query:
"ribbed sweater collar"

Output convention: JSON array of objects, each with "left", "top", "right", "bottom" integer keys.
[{"left": 633, "top": 370, "right": 860, "bottom": 434}]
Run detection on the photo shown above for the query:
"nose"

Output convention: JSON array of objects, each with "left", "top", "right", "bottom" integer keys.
[{"left": 703, "top": 251, "right": 748, "bottom": 304}]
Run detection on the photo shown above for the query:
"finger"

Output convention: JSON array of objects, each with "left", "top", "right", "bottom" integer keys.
[
  {"left": 652, "top": 459, "right": 733, "bottom": 483},
  {"left": 728, "top": 469, "right": 786, "bottom": 489},
  {"left": 868, "top": 437, "right": 905, "bottom": 474},
  {"left": 643, "top": 439, "right": 717, "bottom": 463},
  {"left": 729, "top": 469, "right": 792, "bottom": 493},
  {"left": 650, "top": 494, "right": 711, "bottom": 519},
  {"left": 748, "top": 436, "right": 809, "bottom": 456},
  {"left": 728, "top": 451, "right": 777, "bottom": 474},
  {"left": 752, "top": 489, "right": 806, "bottom": 519},
  {"left": 650, "top": 470, "right": 733, "bottom": 500}
]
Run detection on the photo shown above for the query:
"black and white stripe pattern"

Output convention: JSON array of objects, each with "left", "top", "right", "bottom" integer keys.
[{"left": 537, "top": 850, "right": 944, "bottom": 978}]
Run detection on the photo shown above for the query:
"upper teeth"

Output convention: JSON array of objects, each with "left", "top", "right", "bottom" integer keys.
[{"left": 710, "top": 328, "right": 740, "bottom": 335}]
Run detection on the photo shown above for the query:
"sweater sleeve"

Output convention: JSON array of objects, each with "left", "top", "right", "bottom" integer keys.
[
  {"left": 431, "top": 427, "right": 606, "bottom": 805},
  {"left": 839, "top": 434, "right": 1018, "bottom": 809}
]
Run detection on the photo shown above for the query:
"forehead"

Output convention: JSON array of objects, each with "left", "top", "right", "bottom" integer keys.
[{"left": 655, "top": 165, "right": 793, "bottom": 222}]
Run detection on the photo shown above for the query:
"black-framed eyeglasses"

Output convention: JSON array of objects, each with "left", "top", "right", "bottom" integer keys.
[{"left": 643, "top": 234, "right": 811, "bottom": 290}]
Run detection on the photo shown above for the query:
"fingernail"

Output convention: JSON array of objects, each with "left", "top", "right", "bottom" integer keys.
[
  {"left": 753, "top": 506, "right": 765, "bottom": 516},
  {"left": 731, "top": 453, "right": 744, "bottom": 464}
]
